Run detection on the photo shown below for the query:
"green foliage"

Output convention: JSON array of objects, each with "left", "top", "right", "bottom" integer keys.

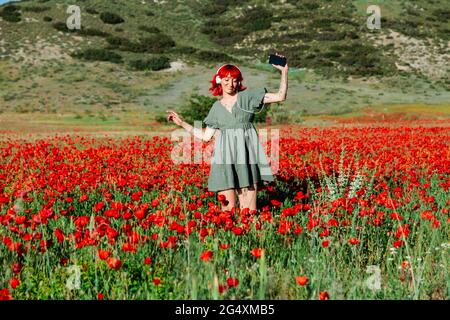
[
  {"left": 77, "top": 27, "right": 110, "bottom": 37},
  {"left": 196, "top": 50, "right": 233, "bottom": 62},
  {"left": 52, "top": 22, "right": 110, "bottom": 37},
  {"left": 171, "top": 46, "right": 198, "bottom": 55},
  {"left": 139, "top": 34, "right": 176, "bottom": 53},
  {"left": 106, "top": 34, "right": 175, "bottom": 53},
  {"left": 43, "top": 16, "right": 52, "bottom": 22},
  {"left": 0, "top": 4, "right": 22, "bottom": 23},
  {"left": 128, "top": 56, "right": 171, "bottom": 71},
  {"left": 200, "top": 3, "right": 273, "bottom": 46},
  {"left": 179, "top": 94, "right": 219, "bottom": 127},
  {"left": 71, "top": 48, "right": 123, "bottom": 64},
  {"left": 22, "top": 6, "right": 50, "bottom": 13},
  {"left": 99, "top": 12, "right": 125, "bottom": 24}
]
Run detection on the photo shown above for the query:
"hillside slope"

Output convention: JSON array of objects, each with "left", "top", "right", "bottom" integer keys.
[{"left": 0, "top": 0, "right": 448, "bottom": 127}]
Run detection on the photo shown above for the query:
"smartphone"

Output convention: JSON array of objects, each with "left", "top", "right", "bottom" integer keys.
[{"left": 268, "top": 54, "right": 287, "bottom": 67}]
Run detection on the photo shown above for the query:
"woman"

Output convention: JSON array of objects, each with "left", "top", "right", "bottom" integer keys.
[{"left": 167, "top": 54, "right": 288, "bottom": 213}]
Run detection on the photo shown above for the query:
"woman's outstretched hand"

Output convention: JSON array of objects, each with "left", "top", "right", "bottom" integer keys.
[
  {"left": 166, "top": 109, "right": 183, "bottom": 126},
  {"left": 271, "top": 52, "right": 288, "bottom": 73}
]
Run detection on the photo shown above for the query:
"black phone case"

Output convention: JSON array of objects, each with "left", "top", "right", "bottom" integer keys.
[{"left": 269, "top": 54, "right": 286, "bottom": 66}]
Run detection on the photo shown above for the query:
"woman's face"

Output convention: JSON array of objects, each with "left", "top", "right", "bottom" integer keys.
[{"left": 221, "top": 73, "right": 239, "bottom": 95}]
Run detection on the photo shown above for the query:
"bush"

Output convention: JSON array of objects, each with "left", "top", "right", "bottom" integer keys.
[
  {"left": 138, "top": 34, "right": 176, "bottom": 53},
  {"left": 171, "top": 46, "right": 197, "bottom": 55},
  {"left": 128, "top": 56, "right": 171, "bottom": 71},
  {"left": 196, "top": 50, "right": 232, "bottom": 62},
  {"left": 53, "top": 22, "right": 75, "bottom": 32},
  {"left": 71, "top": 48, "right": 123, "bottom": 64},
  {"left": 239, "top": 7, "right": 273, "bottom": 32},
  {"left": 432, "top": 9, "right": 450, "bottom": 22},
  {"left": 106, "top": 34, "right": 175, "bottom": 53},
  {"left": 43, "top": 16, "right": 52, "bottom": 22},
  {"left": 99, "top": 12, "right": 124, "bottom": 24},
  {"left": 22, "top": 6, "right": 50, "bottom": 13},
  {"left": 78, "top": 27, "right": 109, "bottom": 37},
  {"left": 179, "top": 94, "right": 219, "bottom": 127},
  {"left": 106, "top": 36, "right": 133, "bottom": 49},
  {"left": 200, "top": 3, "right": 228, "bottom": 16},
  {"left": 53, "top": 22, "right": 109, "bottom": 37},
  {"left": 0, "top": 5, "right": 21, "bottom": 23}
]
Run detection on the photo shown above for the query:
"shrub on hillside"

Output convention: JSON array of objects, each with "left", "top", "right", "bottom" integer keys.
[
  {"left": 138, "top": 34, "right": 176, "bottom": 53},
  {"left": 77, "top": 27, "right": 109, "bottom": 37},
  {"left": 100, "top": 12, "right": 124, "bottom": 24},
  {"left": 22, "top": 6, "right": 50, "bottom": 13},
  {"left": 239, "top": 7, "right": 272, "bottom": 32},
  {"left": 0, "top": 4, "right": 22, "bottom": 23},
  {"left": 171, "top": 46, "right": 197, "bottom": 55},
  {"left": 43, "top": 16, "right": 52, "bottom": 22},
  {"left": 196, "top": 50, "right": 232, "bottom": 62},
  {"left": 71, "top": 48, "right": 123, "bottom": 64},
  {"left": 129, "top": 56, "right": 171, "bottom": 71},
  {"left": 53, "top": 21, "right": 110, "bottom": 37}
]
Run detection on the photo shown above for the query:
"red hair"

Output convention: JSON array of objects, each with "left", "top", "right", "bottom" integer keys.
[{"left": 209, "top": 64, "right": 247, "bottom": 96}]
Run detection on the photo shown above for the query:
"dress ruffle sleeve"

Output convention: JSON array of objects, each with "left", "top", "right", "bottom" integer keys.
[
  {"left": 203, "top": 105, "right": 220, "bottom": 129},
  {"left": 243, "top": 88, "right": 268, "bottom": 112}
]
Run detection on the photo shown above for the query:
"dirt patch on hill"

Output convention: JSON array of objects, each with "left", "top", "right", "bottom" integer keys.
[
  {"left": 10, "top": 37, "right": 74, "bottom": 66},
  {"left": 367, "top": 29, "right": 450, "bottom": 81}
]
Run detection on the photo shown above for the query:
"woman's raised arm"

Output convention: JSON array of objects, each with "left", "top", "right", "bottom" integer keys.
[{"left": 263, "top": 54, "right": 288, "bottom": 104}]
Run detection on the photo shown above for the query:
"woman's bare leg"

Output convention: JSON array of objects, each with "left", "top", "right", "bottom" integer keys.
[
  {"left": 218, "top": 188, "right": 237, "bottom": 212},
  {"left": 237, "top": 183, "right": 258, "bottom": 211}
]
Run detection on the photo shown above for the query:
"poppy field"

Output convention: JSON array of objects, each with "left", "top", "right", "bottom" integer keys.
[{"left": 0, "top": 119, "right": 449, "bottom": 300}]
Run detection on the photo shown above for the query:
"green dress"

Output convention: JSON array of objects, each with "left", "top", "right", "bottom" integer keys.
[{"left": 203, "top": 87, "right": 275, "bottom": 192}]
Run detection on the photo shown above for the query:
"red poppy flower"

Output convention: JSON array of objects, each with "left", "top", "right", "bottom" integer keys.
[
  {"left": 393, "top": 240, "right": 404, "bottom": 248},
  {"left": 200, "top": 250, "right": 213, "bottom": 262},
  {"left": 250, "top": 248, "right": 263, "bottom": 258},
  {"left": 218, "top": 284, "right": 228, "bottom": 294},
  {"left": 348, "top": 237, "right": 359, "bottom": 245},
  {"left": 97, "top": 293, "right": 104, "bottom": 300},
  {"left": 295, "top": 276, "right": 309, "bottom": 286},
  {"left": 319, "top": 291, "right": 329, "bottom": 300},
  {"left": 232, "top": 227, "right": 243, "bottom": 235},
  {"left": 219, "top": 244, "right": 230, "bottom": 250},
  {"left": 106, "top": 257, "right": 122, "bottom": 270},
  {"left": 153, "top": 277, "right": 161, "bottom": 285},
  {"left": 134, "top": 208, "right": 147, "bottom": 220},
  {"left": 9, "top": 278, "right": 20, "bottom": 289},
  {"left": 144, "top": 257, "right": 152, "bottom": 265},
  {"left": 226, "top": 278, "right": 239, "bottom": 287},
  {"left": 12, "top": 263, "right": 23, "bottom": 274},
  {"left": 322, "top": 240, "right": 330, "bottom": 248},
  {"left": 270, "top": 199, "right": 282, "bottom": 207},
  {"left": 93, "top": 201, "right": 104, "bottom": 212},
  {"left": 151, "top": 199, "right": 160, "bottom": 207},
  {"left": 98, "top": 249, "right": 110, "bottom": 260},
  {"left": 0, "top": 289, "right": 12, "bottom": 300},
  {"left": 396, "top": 224, "right": 410, "bottom": 239},
  {"left": 54, "top": 228, "right": 65, "bottom": 244},
  {"left": 218, "top": 195, "right": 226, "bottom": 202}
]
